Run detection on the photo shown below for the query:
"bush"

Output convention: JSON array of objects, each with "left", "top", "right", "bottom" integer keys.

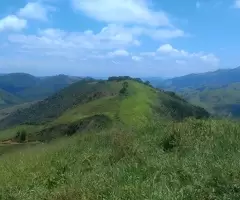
[
  {"left": 15, "top": 130, "right": 27, "bottom": 143},
  {"left": 119, "top": 81, "right": 129, "bottom": 96}
]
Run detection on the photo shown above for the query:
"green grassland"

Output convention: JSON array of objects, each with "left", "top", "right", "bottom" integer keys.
[
  {"left": 1, "top": 77, "right": 231, "bottom": 200},
  {"left": 1, "top": 119, "right": 240, "bottom": 199}
]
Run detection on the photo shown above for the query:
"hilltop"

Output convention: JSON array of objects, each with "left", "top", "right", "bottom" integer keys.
[{"left": 0, "top": 77, "right": 208, "bottom": 141}]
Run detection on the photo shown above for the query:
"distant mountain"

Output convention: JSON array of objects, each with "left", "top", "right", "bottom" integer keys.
[
  {"left": 0, "top": 89, "right": 23, "bottom": 107},
  {"left": 159, "top": 66, "right": 240, "bottom": 91},
  {"left": 179, "top": 83, "right": 240, "bottom": 117},
  {"left": 155, "top": 66, "right": 240, "bottom": 118},
  {"left": 141, "top": 77, "right": 164, "bottom": 87},
  {"left": 0, "top": 73, "right": 84, "bottom": 108}
]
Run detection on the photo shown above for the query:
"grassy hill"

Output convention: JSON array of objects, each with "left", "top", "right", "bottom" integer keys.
[
  {"left": 0, "top": 78, "right": 209, "bottom": 134},
  {"left": 0, "top": 73, "right": 83, "bottom": 108},
  {"left": 0, "top": 77, "right": 220, "bottom": 200},
  {"left": 1, "top": 77, "right": 240, "bottom": 200},
  {"left": 0, "top": 88, "right": 23, "bottom": 108},
  {"left": 178, "top": 83, "right": 240, "bottom": 117}
]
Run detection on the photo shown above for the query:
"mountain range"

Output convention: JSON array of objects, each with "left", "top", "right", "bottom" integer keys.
[
  {"left": 0, "top": 73, "right": 85, "bottom": 109},
  {"left": 152, "top": 66, "right": 240, "bottom": 117}
]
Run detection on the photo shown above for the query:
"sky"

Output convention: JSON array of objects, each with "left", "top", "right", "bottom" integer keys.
[{"left": 0, "top": 0, "right": 240, "bottom": 78}]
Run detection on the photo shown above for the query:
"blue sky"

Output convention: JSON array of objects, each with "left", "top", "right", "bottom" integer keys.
[{"left": 0, "top": 0, "right": 240, "bottom": 77}]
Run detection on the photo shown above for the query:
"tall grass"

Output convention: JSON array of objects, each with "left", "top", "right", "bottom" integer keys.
[{"left": 1, "top": 119, "right": 240, "bottom": 199}]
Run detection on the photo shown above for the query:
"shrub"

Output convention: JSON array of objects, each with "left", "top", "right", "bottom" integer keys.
[{"left": 15, "top": 130, "right": 27, "bottom": 143}]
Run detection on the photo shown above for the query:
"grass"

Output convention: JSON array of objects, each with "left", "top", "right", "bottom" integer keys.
[
  {"left": 1, "top": 118, "right": 240, "bottom": 199},
  {"left": 0, "top": 101, "right": 38, "bottom": 120},
  {"left": 0, "top": 125, "right": 43, "bottom": 141}
]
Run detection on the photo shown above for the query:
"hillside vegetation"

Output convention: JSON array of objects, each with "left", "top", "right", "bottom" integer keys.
[
  {"left": 153, "top": 66, "right": 240, "bottom": 118},
  {"left": 1, "top": 77, "right": 230, "bottom": 200},
  {"left": 1, "top": 118, "right": 240, "bottom": 199},
  {"left": 0, "top": 78, "right": 208, "bottom": 132},
  {"left": 178, "top": 83, "right": 240, "bottom": 117}
]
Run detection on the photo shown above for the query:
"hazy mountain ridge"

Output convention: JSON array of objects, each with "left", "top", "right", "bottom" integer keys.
[
  {"left": 0, "top": 73, "right": 85, "bottom": 108},
  {"left": 154, "top": 66, "right": 240, "bottom": 117}
]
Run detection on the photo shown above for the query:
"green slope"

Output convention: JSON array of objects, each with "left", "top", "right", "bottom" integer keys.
[
  {"left": 0, "top": 78, "right": 209, "bottom": 131},
  {"left": 2, "top": 119, "right": 240, "bottom": 200},
  {"left": 0, "top": 88, "right": 23, "bottom": 108},
  {"left": 0, "top": 78, "right": 208, "bottom": 143},
  {"left": 178, "top": 82, "right": 240, "bottom": 117}
]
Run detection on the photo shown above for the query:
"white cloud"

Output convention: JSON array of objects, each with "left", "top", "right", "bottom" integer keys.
[
  {"left": 157, "top": 44, "right": 176, "bottom": 53},
  {"left": 8, "top": 25, "right": 184, "bottom": 58},
  {"left": 18, "top": 2, "right": 54, "bottom": 21},
  {"left": 157, "top": 44, "right": 219, "bottom": 66},
  {"left": 108, "top": 49, "right": 129, "bottom": 57},
  {"left": 234, "top": 0, "right": 240, "bottom": 8},
  {"left": 132, "top": 56, "right": 142, "bottom": 61},
  {"left": 72, "top": 0, "right": 170, "bottom": 27},
  {"left": 71, "top": 1, "right": 185, "bottom": 42},
  {"left": 157, "top": 44, "right": 188, "bottom": 57},
  {"left": 200, "top": 54, "right": 219, "bottom": 65},
  {"left": 0, "top": 15, "right": 27, "bottom": 32}
]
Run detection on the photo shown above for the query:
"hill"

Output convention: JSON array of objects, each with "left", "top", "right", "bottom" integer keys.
[
  {"left": 153, "top": 66, "right": 240, "bottom": 118},
  {"left": 0, "top": 89, "right": 23, "bottom": 108},
  {"left": 0, "top": 77, "right": 208, "bottom": 140},
  {"left": 178, "top": 82, "right": 240, "bottom": 117},
  {"left": 0, "top": 73, "right": 83, "bottom": 108},
  {"left": 159, "top": 66, "right": 240, "bottom": 91},
  {"left": 4, "top": 77, "right": 240, "bottom": 200}
]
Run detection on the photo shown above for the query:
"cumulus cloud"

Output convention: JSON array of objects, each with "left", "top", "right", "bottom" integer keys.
[
  {"left": 157, "top": 44, "right": 188, "bottom": 57},
  {"left": 7, "top": 25, "right": 185, "bottom": 58},
  {"left": 18, "top": 2, "right": 55, "bottom": 21},
  {"left": 157, "top": 44, "right": 219, "bottom": 66},
  {"left": 0, "top": 15, "right": 27, "bottom": 32},
  {"left": 72, "top": 0, "right": 170, "bottom": 27},
  {"left": 71, "top": 0, "right": 185, "bottom": 41}
]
